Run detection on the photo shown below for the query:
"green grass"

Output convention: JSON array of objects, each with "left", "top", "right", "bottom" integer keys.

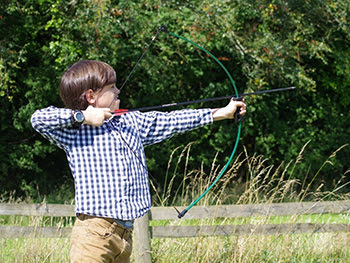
[
  {"left": 1, "top": 230, "right": 349, "bottom": 263},
  {"left": 150, "top": 232, "right": 350, "bottom": 263},
  {"left": 0, "top": 238, "right": 70, "bottom": 263}
]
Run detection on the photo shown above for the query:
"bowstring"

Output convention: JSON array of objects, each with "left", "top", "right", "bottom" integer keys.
[
  {"left": 119, "top": 27, "right": 162, "bottom": 92},
  {"left": 108, "top": 27, "right": 162, "bottom": 109},
  {"left": 116, "top": 128, "right": 164, "bottom": 206}
]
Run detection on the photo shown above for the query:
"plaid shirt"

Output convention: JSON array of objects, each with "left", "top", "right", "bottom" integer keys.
[{"left": 31, "top": 106, "right": 213, "bottom": 220}]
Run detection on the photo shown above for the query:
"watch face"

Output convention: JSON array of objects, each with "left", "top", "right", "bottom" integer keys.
[{"left": 74, "top": 111, "right": 84, "bottom": 122}]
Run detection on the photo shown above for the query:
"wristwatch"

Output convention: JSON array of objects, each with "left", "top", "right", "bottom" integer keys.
[{"left": 72, "top": 110, "right": 85, "bottom": 128}]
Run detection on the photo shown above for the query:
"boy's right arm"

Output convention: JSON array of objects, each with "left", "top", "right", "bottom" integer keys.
[{"left": 31, "top": 106, "right": 77, "bottom": 149}]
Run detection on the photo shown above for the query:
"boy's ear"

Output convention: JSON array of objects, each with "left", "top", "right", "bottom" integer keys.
[{"left": 85, "top": 89, "right": 96, "bottom": 104}]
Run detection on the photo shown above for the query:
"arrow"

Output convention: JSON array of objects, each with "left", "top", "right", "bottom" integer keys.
[{"left": 112, "top": 86, "right": 296, "bottom": 116}]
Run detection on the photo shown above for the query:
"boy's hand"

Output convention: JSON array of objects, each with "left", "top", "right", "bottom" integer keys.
[
  {"left": 212, "top": 99, "right": 247, "bottom": 121},
  {"left": 82, "top": 106, "right": 112, "bottom": 126}
]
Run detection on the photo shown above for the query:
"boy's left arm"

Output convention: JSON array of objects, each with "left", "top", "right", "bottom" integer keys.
[{"left": 135, "top": 99, "right": 246, "bottom": 146}]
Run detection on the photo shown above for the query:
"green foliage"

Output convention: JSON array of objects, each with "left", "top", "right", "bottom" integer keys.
[{"left": 0, "top": 0, "right": 349, "bottom": 200}]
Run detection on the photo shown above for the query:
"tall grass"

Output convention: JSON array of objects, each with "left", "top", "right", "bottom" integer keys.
[
  {"left": 0, "top": 213, "right": 73, "bottom": 262},
  {"left": 153, "top": 142, "right": 349, "bottom": 207},
  {"left": 0, "top": 195, "right": 74, "bottom": 262},
  {"left": 148, "top": 142, "right": 349, "bottom": 263},
  {"left": 0, "top": 142, "right": 349, "bottom": 262}
]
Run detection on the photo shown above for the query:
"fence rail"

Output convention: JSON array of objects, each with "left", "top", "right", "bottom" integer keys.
[{"left": 1, "top": 200, "right": 350, "bottom": 263}]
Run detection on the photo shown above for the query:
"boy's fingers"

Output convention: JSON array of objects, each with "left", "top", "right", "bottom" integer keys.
[
  {"left": 103, "top": 108, "right": 112, "bottom": 119},
  {"left": 230, "top": 100, "right": 246, "bottom": 110},
  {"left": 236, "top": 101, "right": 247, "bottom": 110},
  {"left": 105, "top": 112, "right": 112, "bottom": 119}
]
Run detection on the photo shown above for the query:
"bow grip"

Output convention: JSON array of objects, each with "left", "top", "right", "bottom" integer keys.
[{"left": 232, "top": 97, "right": 244, "bottom": 122}]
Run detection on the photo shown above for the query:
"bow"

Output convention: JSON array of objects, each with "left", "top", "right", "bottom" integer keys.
[
  {"left": 114, "top": 26, "right": 295, "bottom": 218},
  {"left": 157, "top": 27, "right": 243, "bottom": 218},
  {"left": 114, "top": 26, "right": 243, "bottom": 218}
]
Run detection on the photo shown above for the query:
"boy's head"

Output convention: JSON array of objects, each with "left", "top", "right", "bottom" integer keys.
[{"left": 59, "top": 60, "right": 117, "bottom": 110}]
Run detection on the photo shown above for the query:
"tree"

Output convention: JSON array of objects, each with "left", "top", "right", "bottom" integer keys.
[{"left": 0, "top": 0, "right": 349, "bottom": 200}]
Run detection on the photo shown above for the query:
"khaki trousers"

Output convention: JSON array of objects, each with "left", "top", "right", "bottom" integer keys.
[{"left": 70, "top": 214, "right": 133, "bottom": 263}]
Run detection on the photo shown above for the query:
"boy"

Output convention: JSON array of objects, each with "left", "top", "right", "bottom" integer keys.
[{"left": 31, "top": 60, "right": 246, "bottom": 262}]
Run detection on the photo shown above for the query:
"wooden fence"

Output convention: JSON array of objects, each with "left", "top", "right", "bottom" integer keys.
[{"left": 1, "top": 200, "right": 350, "bottom": 263}]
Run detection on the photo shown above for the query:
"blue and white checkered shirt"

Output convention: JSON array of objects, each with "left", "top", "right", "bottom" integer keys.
[{"left": 31, "top": 106, "right": 213, "bottom": 220}]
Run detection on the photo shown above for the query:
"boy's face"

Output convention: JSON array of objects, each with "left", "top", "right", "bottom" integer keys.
[{"left": 92, "top": 84, "right": 120, "bottom": 111}]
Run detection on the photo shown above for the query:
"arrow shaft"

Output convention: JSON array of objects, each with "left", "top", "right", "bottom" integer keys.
[{"left": 113, "top": 86, "right": 295, "bottom": 114}]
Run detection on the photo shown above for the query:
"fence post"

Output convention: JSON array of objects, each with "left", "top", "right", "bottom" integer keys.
[{"left": 133, "top": 212, "right": 151, "bottom": 263}]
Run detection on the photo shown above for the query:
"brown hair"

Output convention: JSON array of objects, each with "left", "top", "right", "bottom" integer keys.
[{"left": 59, "top": 60, "right": 116, "bottom": 109}]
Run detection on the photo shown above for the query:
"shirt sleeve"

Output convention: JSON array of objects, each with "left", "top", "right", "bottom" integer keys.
[
  {"left": 133, "top": 109, "right": 213, "bottom": 146},
  {"left": 30, "top": 106, "right": 77, "bottom": 150}
]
